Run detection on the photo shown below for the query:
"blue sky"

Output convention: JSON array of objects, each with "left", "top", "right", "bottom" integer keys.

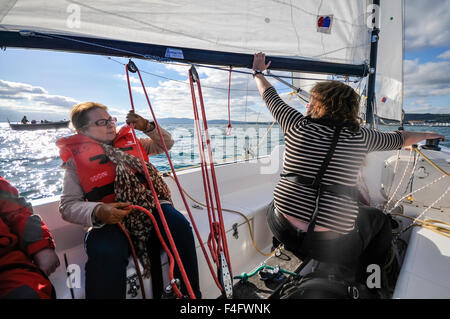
[{"left": 0, "top": 0, "right": 449, "bottom": 123}]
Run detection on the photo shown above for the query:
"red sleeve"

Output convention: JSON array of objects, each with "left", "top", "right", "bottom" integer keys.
[{"left": 0, "top": 176, "right": 55, "bottom": 256}]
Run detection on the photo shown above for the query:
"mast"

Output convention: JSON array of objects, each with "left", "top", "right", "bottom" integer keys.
[{"left": 366, "top": 0, "right": 380, "bottom": 128}]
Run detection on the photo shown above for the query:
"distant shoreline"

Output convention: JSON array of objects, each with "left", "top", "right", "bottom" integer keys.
[
  {"left": 0, "top": 119, "right": 277, "bottom": 125},
  {"left": 2, "top": 113, "right": 449, "bottom": 125}
]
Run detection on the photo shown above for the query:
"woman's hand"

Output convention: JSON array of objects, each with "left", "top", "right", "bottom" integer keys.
[
  {"left": 33, "top": 248, "right": 60, "bottom": 277},
  {"left": 252, "top": 52, "right": 271, "bottom": 72},
  {"left": 425, "top": 132, "right": 446, "bottom": 141},
  {"left": 126, "top": 110, "right": 153, "bottom": 132},
  {"left": 252, "top": 52, "right": 273, "bottom": 96},
  {"left": 94, "top": 202, "right": 132, "bottom": 224},
  {"left": 401, "top": 131, "right": 446, "bottom": 147}
]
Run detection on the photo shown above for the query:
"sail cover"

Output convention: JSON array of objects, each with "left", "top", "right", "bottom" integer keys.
[
  {"left": 0, "top": 0, "right": 371, "bottom": 66},
  {"left": 375, "top": 0, "right": 404, "bottom": 122}
]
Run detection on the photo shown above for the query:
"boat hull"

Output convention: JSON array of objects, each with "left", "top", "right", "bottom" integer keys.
[{"left": 9, "top": 121, "right": 70, "bottom": 131}]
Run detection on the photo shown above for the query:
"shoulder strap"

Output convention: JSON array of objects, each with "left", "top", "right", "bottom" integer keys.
[
  {"left": 305, "top": 126, "right": 342, "bottom": 237},
  {"left": 312, "top": 126, "right": 342, "bottom": 189}
]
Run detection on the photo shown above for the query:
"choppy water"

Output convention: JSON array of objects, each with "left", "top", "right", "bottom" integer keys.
[
  {"left": 0, "top": 122, "right": 284, "bottom": 200},
  {"left": 1, "top": 122, "right": 449, "bottom": 201}
]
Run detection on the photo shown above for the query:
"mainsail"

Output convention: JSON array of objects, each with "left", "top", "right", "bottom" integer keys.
[
  {"left": 1, "top": 0, "right": 370, "bottom": 73},
  {"left": 0, "top": 1, "right": 404, "bottom": 122}
]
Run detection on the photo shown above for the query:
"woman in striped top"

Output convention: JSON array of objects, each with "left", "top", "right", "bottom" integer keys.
[{"left": 252, "top": 53, "right": 445, "bottom": 271}]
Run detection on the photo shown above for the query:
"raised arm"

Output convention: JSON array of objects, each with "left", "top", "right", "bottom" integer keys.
[
  {"left": 252, "top": 53, "right": 304, "bottom": 133},
  {"left": 252, "top": 52, "right": 273, "bottom": 97},
  {"left": 126, "top": 110, "right": 174, "bottom": 155}
]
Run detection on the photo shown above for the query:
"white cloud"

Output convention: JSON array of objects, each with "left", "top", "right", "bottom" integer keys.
[
  {"left": 405, "top": 98, "right": 450, "bottom": 113},
  {"left": 405, "top": 0, "right": 450, "bottom": 50},
  {"left": 403, "top": 59, "right": 450, "bottom": 99},
  {"left": 0, "top": 80, "right": 79, "bottom": 113},
  {"left": 115, "top": 73, "right": 141, "bottom": 84},
  {"left": 438, "top": 50, "right": 450, "bottom": 59},
  {"left": 119, "top": 65, "right": 275, "bottom": 122}
]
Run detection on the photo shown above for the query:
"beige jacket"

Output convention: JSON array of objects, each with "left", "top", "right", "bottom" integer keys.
[{"left": 58, "top": 126, "right": 174, "bottom": 228}]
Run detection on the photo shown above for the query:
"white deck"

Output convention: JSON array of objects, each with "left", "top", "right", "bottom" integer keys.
[
  {"left": 363, "top": 148, "right": 450, "bottom": 299},
  {"left": 393, "top": 206, "right": 450, "bottom": 299}
]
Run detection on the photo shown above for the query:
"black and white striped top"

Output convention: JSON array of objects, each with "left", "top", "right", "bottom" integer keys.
[{"left": 264, "top": 87, "right": 404, "bottom": 234}]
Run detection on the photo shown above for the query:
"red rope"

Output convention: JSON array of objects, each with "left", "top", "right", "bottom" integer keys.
[
  {"left": 188, "top": 66, "right": 233, "bottom": 279},
  {"left": 124, "top": 205, "right": 183, "bottom": 298},
  {"left": 118, "top": 222, "right": 147, "bottom": 299},
  {"left": 125, "top": 65, "right": 194, "bottom": 299},
  {"left": 125, "top": 62, "right": 223, "bottom": 295}
]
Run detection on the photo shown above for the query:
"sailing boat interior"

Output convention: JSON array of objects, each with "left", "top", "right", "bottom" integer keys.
[{"left": 1, "top": 0, "right": 449, "bottom": 299}]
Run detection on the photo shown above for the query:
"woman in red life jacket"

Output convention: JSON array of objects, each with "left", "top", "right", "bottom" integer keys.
[
  {"left": 56, "top": 102, "right": 200, "bottom": 299},
  {"left": 0, "top": 175, "right": 59, "bottom": 299}
]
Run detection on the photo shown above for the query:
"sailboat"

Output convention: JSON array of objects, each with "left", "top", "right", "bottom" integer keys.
[{"left": 1, "top": 0, "right": 449, "bottom": 299}]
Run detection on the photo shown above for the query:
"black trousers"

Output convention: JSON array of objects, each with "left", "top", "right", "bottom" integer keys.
[
  {"left": 85, "top": 203, "right": 201, "bottom": 299},
  {"left": 267, "top": 202, "right": 392, "bottom": 271}
]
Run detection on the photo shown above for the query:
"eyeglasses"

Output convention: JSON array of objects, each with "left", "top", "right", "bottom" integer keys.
[{"left": 85, "top": 117, "right": 117, "bottom": 128}]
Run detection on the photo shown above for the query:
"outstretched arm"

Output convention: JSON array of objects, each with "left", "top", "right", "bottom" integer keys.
[
  {"left": 253, "top": 52, "right": 304, "bottom": 133},
  {"left": 401, "top": 131, "right": 445, "bottom": 147}
]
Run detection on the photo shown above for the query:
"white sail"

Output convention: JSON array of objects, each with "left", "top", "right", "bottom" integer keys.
[
  {"left": 375, "top": 0, "right": 404, "bottom": 122},
  {"left": 1, "top": 0, "right": 370, "bottom": 65}
]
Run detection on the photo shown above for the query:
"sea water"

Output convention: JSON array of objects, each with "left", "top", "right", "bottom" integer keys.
[{"left": 0, "top": 122, "right": 448, "bottom": 201}]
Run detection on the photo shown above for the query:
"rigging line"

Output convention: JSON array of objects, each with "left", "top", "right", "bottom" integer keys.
[
  {"left": 188, "top": 67, "right": 232, "bottom": 292},
  {"left": 412, "top": 146, "right": 450, "bottom": 176},
  {"left": 383, "top": 149, "right": 414, "bottom": 212},
  {"left": 125, "top": 62, "right": 196, "bottom": 299},
  {"left": 107, "top": 56, "right": 264, "bottom": 92},
  {"left": 391, "top": 185, "right": 450, "bottom": 239},
  {"left": 266, "top": 70, "right": 310, "bottom": 102},
  {"left": 28, "top": 31, "right": 358, "bottom": 82},
  {"left": 108, "top": 56, "right": 294, "bottom": 93},
  {"left": 387, "top": 174, "right": 447, "bottom": 214},
  {"left": 189, "top": 66, "right": 233, "bottom": 278}
]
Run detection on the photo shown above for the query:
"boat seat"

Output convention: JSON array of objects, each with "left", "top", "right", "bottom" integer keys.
[{"left": 393, "top": 226, "right": 450, "bottom": 298}]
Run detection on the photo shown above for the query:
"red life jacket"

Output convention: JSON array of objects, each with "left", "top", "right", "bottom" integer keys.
[{"left": 56, "top": 126, "right": 149, "bottom": 203}]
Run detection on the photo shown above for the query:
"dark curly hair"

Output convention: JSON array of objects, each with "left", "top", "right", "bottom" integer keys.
[{"left": 309, "top": 80, "right": 361, "bottom": 132}]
